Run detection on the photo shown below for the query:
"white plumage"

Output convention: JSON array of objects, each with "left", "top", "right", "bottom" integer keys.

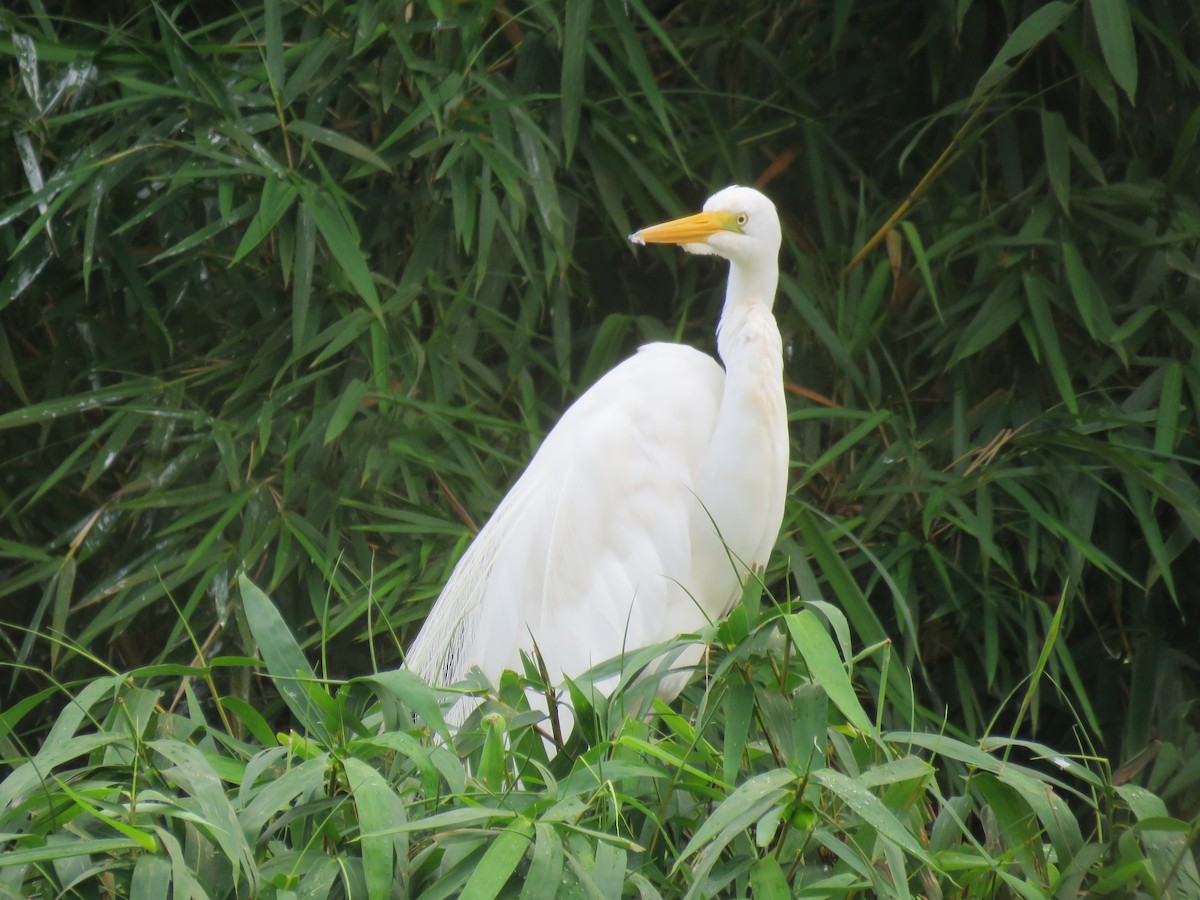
[{"left": 407, "top": 185, "right": 787, "bottom": 723}]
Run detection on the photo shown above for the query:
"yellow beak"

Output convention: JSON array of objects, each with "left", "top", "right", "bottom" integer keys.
[{"left": 629, "top": 210, "right": 738, "bottom": 245}]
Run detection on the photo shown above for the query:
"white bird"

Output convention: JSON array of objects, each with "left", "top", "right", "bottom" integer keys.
[{"left": 407, "top": 185, "right": 787, "bottom": 725}]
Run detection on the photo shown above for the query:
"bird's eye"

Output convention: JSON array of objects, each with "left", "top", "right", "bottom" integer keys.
[{"left": 736, "top": 213, "right": 749, "bottom": 227}]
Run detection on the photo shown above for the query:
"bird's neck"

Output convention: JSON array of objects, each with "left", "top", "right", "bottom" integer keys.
[{"left": 716, "top": 258, "right": 778, "bottom": 365}]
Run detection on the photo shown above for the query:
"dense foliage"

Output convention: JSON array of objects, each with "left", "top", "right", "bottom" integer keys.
[{"left": 2, "top": 0, "right": 1198, "bottom": 896}]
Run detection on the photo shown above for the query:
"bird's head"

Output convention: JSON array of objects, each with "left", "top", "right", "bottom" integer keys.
[{"left": 629, "top": 185, "right": 781, "bottom": 266}]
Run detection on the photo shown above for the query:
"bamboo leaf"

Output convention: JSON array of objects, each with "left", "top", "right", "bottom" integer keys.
[
  {"left": 785, "top": 610, "right": 875, "bottom": 736},
  {"left": 1060, "top": 240, "right": 1098, "bottom": 340},
  {"left": 287, "top": 119, "right": 391, "bottom": 172},
  {"left": 344, "top": 757, "right": 403, "bottom": 899},
  {"left": 238, "top": 574, "right": 330, "bottom": 741},
  {"left": 811, "top": 768, "right": 936, "bottom": 866},
  {"left": 519, "top": 823, "right": 565, "bottom": 900},
  {"left": 1153, "top": 361, "right": 1183, "bottom": 461},
  {"left": 300, "top": 185, "right": 381, "bottom": 316},
  {"left": 801, "top": 409, "right": 891, "bottom": 480},
  {"left": 560, "top": 0, "right": 592, "bottom": 163},
  {"left": 973, "top": 2, "right": 1076, "bottom": 98},
  {"left": 0, "top": 733, "right": 122, "bottom": 812},
  {"left": 263, "top": 0, "right": 284, "bottom": 93},
  {"left": 676, "top": 768, "right": 796, "bottom": 885},
  {"left": 1089, "top": 0, "right": 1138, "bottom": 103},
  {"left": 973, "top": 773, "right": 1046, "bottom": 883},
  {"left": 291, "top": 200, "right": 316, "bottom": 350},
  {"left": 1023, "top": 272, "right": 1078, "bottom": 414},
  {"left": 749, "top": 858, "right": 791, "bottom": 900},
  {"left": 129, "top": 855, "right": 171, "bottom": 900},
  {"left": 147, "top": 739, "right": 255, "bottom": 888},
  {"left": 231, "top": 177, "right": 297, "bottom": 264},
  {"left": 949, "top": 281, "right": 1023, "bottom": 363},
  {"left": 0, "top": 838, "right": 144, "bottom": 868},
  {"left": 1042, "top": 109, "right": 1071, "bottom": 213},
  {"left": 357, "top": 669, "right": 453, "bottom": 746},
  {"left": 898, "top": 220, "right": 941, "bottom": 320},
  {"left": 460, "top": 821, "right": 533, "bottom": 900},
  {"left": 324, "top": 377, "right": 369, "bottom": 444}
]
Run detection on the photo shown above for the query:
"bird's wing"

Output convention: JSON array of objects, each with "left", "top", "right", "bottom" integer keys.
[{"left": 406, "top": 342, "right": 725, "bottom": 692}]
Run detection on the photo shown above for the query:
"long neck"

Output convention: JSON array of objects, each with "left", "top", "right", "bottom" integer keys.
[{"left": 716, "top": 255, "right": 778, "bottom": 364}]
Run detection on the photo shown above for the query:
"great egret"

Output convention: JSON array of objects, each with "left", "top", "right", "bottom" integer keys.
[{"left": 407, "top": 185, "right": 787, "bottom": 723}]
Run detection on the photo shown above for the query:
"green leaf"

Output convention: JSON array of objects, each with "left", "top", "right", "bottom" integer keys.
[
  {"left": 1153, "top": 361, "right": 1183, "bottom": 461},
  {"left": 1089, "top": 0, "right": 1138, "bottom": 103},
  {"left": 239, "top": 755, "right": 331, "bottom": 838},
  {"left": 291, "top": 201, "right": 316, "bottom": 350},
  {"left": 1059, "top": 240, "right": 1099, "bottom": 340},
  {"left": 973, "top": 773, "right": 1046, "bottom": 883},
  {"left": 949, "top": 280, "right": 1024, "bottom": 363},
  {"left": 288, "top": 119, "right": 391, "bottom": 172},
  {"left": 0, "top": 733, "right": 122, "bottom": 812},
  {"left": 0, "top": 382, "right": 150, "bottom": 431},
  {"left": 676, "top": 768, "right": 796, "bottom": 894},
  {"left": 129, "top": 855, "right": 171, "bottom": 900},
  {"left": 148, "top": 199, "right": 255, "bottom": 264},
  {"left": 1041, "top": 109, "right": 1071, "bottom": 213},
  {"left": 238, "top": 574, "right": 330, "bottom": 741},
  {"left": 591, "top": 841, "right": 628, "bottom": 898},
  {"left": 344, "top": 757, "right": 403, "bottom": 900},
  {"left": 1125, "top": 477, "right": 1176, "bottom": 602},
  {"left": 219, "top": 696, "right": 278, "bottom": 747},
  {"left": 81, "top": 169, "right": 108, "bottom": 297},
  {"left": 1023, "top": 272, "right": 1078, "bottom": 414},
  {"left": 324, "top": 377, "right": 369, "bottom": 444},
  {"left": 0, "top": 838, "right": 145, "bottom": 868},
  {"left": 300, "top": 186, "right": 381, "bottom": 316},
  {"left": 148, "top": 738, "right": 256, "bottom": 888},
  {"left": 749, "top": 857, "right": 791, "bottom": 900},
  {"left": 52, "top": 777, "right": 158, "bottom": 852},
  {"left": 560, "top": 0, "right": 592, "bottom": 162},
  {"left": 1114, "top": 784, "right": 1200, "bottom": 892},
  {"left": 810, "top": 768, "right": 935, "bottom": 866},
  {"left": 357, "top": 669, "right": 453, "bottom": 746},
  {"left": 898, "top": 220, "right": 941, "bottom": 320},
  {"left": 801, "top": 409, "right": 891, "bottom": 481},
  {"left": 263, "top": 0, "right": 285, "bottom": 92},
  {"left": 48, "top": 557, "right": 75, "bottom": 668},
  {"left": 784, "top": 610, "right": 875, "bottom": 736},
  {"left": 459, "top": 821, "right": 533, "bottom": 900},
  {"left": 858, "top": 756, "right": 935, "bottom": 788},
  {"left": 520, "top": 823, "right": 565, "bottom": 900},
  {"left": 974, "top": 2, "right": 1076, "bottom": 98},
  {"left": 478, "top": 711, "right": 508, "bottom": 791},
  {"left": 791, "top": 509, "right": 888, "bottom": 650},
  {"left": 723, "top": 682, "right": 754, "bottom": 787},
  {"left": 603, "top": 0, "right": 684, "bottom": 166},
  {"left": 231, "top": 177, "right": 297, "bottom": 264}
]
